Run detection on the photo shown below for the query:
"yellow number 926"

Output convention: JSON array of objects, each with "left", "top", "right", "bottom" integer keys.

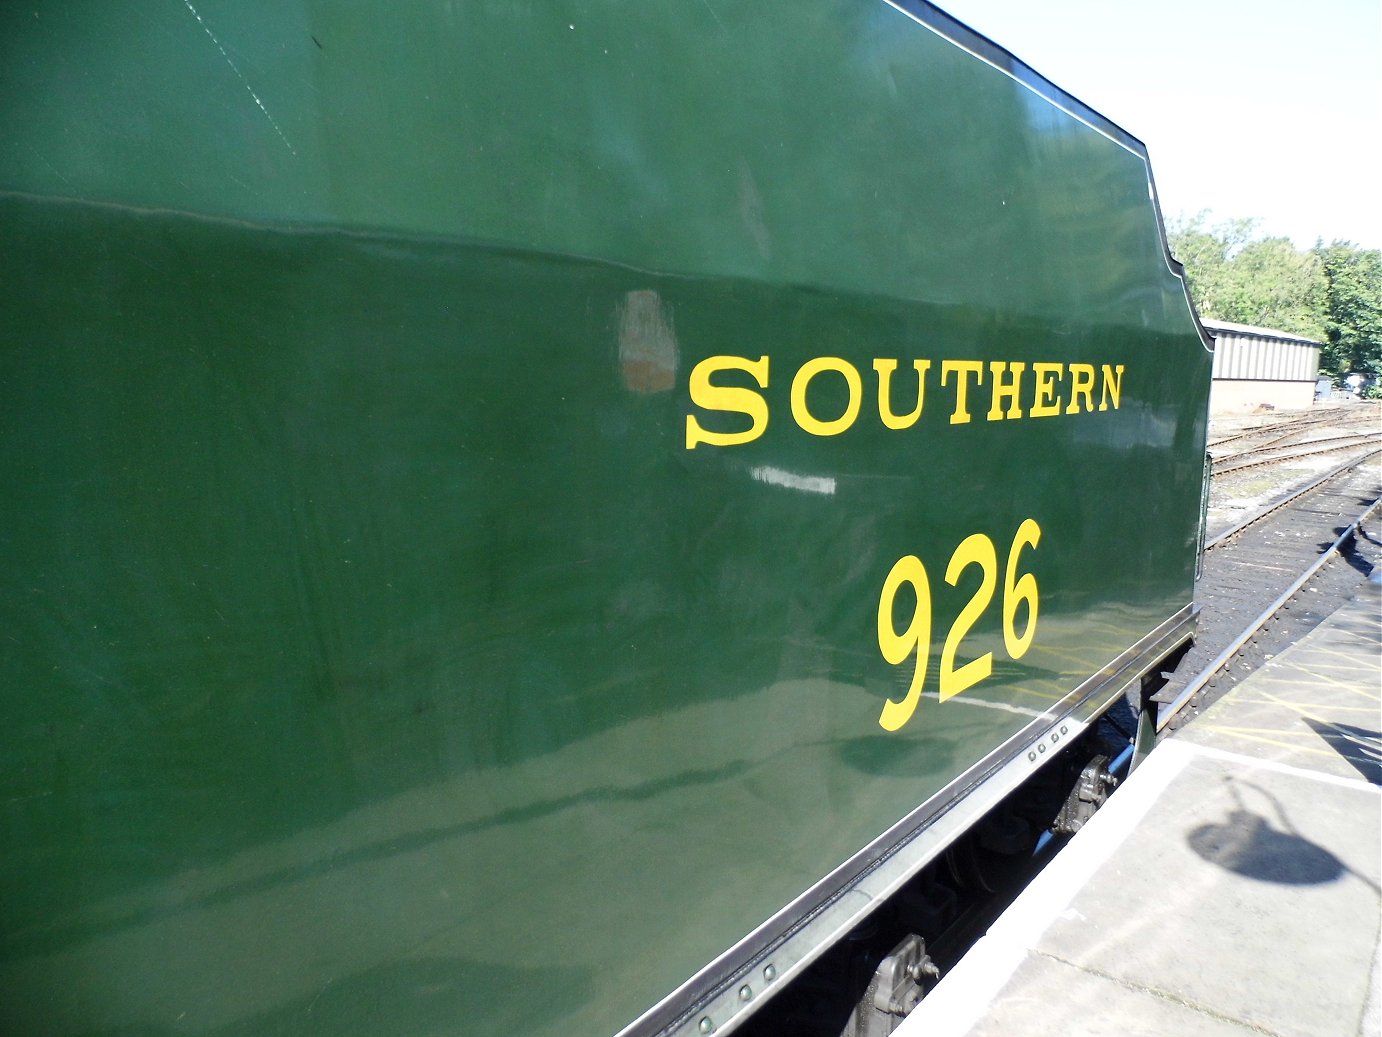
[{"left": 877, "top": 519, "right": 1041, "bottom": 732}]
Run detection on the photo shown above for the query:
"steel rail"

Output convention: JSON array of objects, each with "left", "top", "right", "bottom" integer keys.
[
  {"left": 1205, "top": 449, "right": 1382, "bottom": 551},
  {"left": 1208, "top": 411, "right": 1379, "bottom": 455},
  {"left": 1206, "top": 412, "right": 1334, "bottom": 450},
  {"left": 1212, "top": 435, "right": 1377, "bottom": 476},
  {"left": 1213, "top": 431, "right": 1376, "bottom": 465},
  {"left": 1157, "top": 491, "right": 1382, "bottom": 732},
  {"left": 1244, "top": 419, "right": 1371, "bottom": 455}
]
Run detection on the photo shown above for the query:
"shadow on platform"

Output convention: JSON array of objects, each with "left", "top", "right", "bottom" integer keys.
[{"left": 1301, "top": 716, "right": 1382, "bottom": 785}]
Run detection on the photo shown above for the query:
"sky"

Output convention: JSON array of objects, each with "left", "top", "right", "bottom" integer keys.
[{"left": 932, "top": 0, "right": 1382, "bottom": 250}]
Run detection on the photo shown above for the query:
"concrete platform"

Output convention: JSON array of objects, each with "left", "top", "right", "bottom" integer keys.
[{"left": 897, "top": 582, "right": 1382, "bottom": 1037}]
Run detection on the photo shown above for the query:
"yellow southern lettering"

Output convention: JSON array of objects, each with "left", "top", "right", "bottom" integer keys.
[
  {"left": 940, "top": 360, "right": 984, "bottom": 425},
  {"left": 1065, "top": 364, "right": 1096, "bottom": 414},
  {"left": 791, "top": 357, "right": 863, "bottom": 436},
  {"left": 986, "top": 361, "right": 1026, "bottom": 421},
  {"left": 1029, "top": 362, "right": 1064, "bottom": 418},
  {"left": 684, "top": 354, "right": 1128, "bottom": 446},
  {"left": 684, "top": 355, "right": 770, "bottom": 449},
  {"left": 1099, "top": 364, "right": 1124, "bottom": 411},
  {"left": 874, "top": 359, "right": 932, "bottom": 430}
]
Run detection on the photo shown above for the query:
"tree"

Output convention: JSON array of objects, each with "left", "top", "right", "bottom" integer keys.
[
  {"left": 1168, "top": 215, "right": 1382, "bottom": 378},
  {"left": 1168, "top": 213, "right": 1326, "bottom": 340},
  {"left": 1315, "top": 241, "right": 1382, "bottom": 377},
  {"left": 1166, "top": 212, "right": 1254, "bottom": 320}
]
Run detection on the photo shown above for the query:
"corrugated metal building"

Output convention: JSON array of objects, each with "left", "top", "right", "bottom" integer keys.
[{"left": 1203, "top": 318, "right": 1323, "bottom": 413}]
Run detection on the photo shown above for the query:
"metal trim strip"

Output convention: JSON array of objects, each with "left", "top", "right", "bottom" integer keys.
[{"left": 879, "top": 0, "right": 1144, "bottom": 157}]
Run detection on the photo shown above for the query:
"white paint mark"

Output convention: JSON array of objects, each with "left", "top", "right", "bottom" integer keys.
[
  {"left": 750, "top": 466, "right": 836, "bottom": 496},
  {"left": 182, "top": 0, "right": 296, "bottom": 155},
  {"left": 1176, "top": 739, "right": 1382, "bottom": 794},
  {"left": 918, "top": 690, "right": 1046, "bottom": 720}
]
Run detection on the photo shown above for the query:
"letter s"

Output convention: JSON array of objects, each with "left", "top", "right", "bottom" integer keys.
[{"left": 685, "top": 355, "right": 770, "bottom": 449}]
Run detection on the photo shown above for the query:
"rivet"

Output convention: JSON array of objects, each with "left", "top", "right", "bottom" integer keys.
[
  {"left": 738, "top": 985, "right": 752, "bottom": 1002},
  {"left": 763, "top": 964, "right": 777, "bottom": 982},
  {"left": 698, "top": 1018, "right": 714, "bottom": 1034}
]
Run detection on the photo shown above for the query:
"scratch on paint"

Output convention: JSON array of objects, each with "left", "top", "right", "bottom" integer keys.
[
  {"left": 29, "top": 147, "right": 72, "bottom": 185},
  {"left": 226, "top": 171, "right": 258, "bottom": 195},
  {"left": 305, "top": 978, "right": 333, "bottom": 1014},
  {"left": 697, "top": 0, "right": 726, "bottom": 33},
  {"left": 181, "top": 0, "right": 296, "bottom": 155}
]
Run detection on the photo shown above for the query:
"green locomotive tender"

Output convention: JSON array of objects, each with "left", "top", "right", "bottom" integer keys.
[{"left": 0, "top": 1, "right": 1211, "bottom": 1034}]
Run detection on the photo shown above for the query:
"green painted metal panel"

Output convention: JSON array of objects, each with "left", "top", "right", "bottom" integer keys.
[{"left": 0, "top": 2, "right": 1211, "bottom": 1035}]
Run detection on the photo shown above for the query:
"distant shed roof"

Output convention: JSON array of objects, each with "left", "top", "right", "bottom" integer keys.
[{"left": 1200, "top": 318, "right": 1323, "bottom": 347}]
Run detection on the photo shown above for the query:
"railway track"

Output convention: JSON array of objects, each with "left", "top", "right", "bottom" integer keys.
[
  {"left": 1155, "top": 450, "right": 1382, "bottom": 732},
  {"left": 1212, "top": 433, "right": 1379, "bottom": 475},
  {"left": 1206, "top": 409, "right": 1348, "bottom": 452},
  {"left": 1209, "top": 403, "right": 1376, "bottom": 440}
]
